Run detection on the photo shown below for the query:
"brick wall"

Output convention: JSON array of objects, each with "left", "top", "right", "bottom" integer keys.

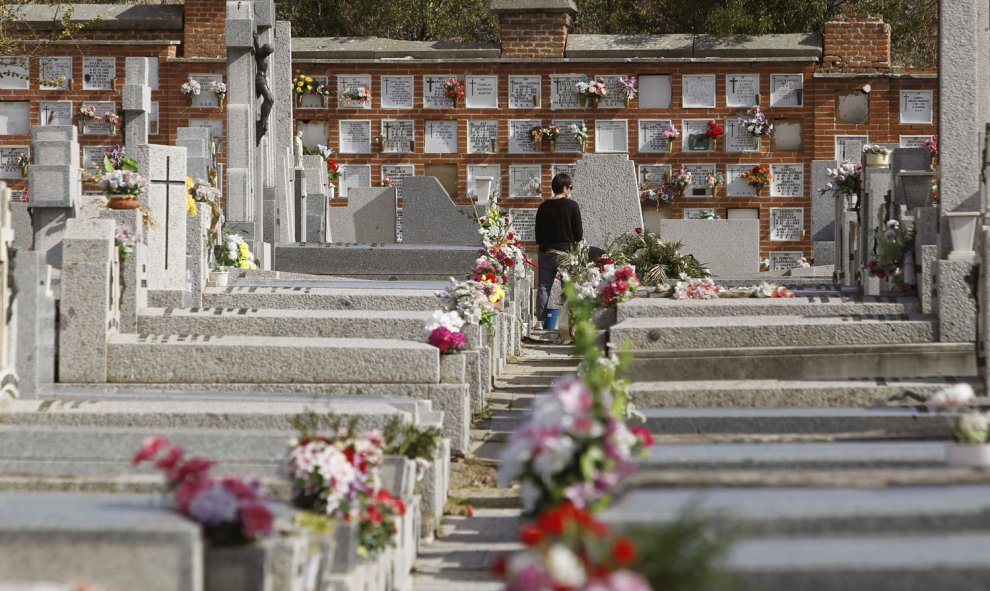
[
  {"left": 183, "top": 0, "right": 226, "bottom": 58},
  {"left": 497, "top": 12, "right": 572, "bottom": 58},
  {"left": 822, "top": 13, "right": 891, "bottom": 72}
]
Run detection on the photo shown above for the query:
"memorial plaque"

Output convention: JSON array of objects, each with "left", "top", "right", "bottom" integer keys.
[
  {"left": 509, "top": 76, "right": 542, "bottom": 109},
  {"left": 900, "top": 135, "right": 930, "bottom": 148},
  {"left": 10, "top": 190, "right": 24, "bottom": 203},
  {"left": 468, "top": 120, "right": 498, "bottom": 154},
  {"left": 465, "top": 76, "right": 498, "bottom": 109},
  {"left": 0, "top": 102, "right": 29, "bottom": 136},
  {"left": 682, "top": 119, "right": 712, "bottom": 152},
  {"left": 81, "top": 101, "right": 116, "bottom": 135},
  {"left": 597, "top": 75, "right": 626, "bottom": 109},
  {"left": 150, "top": 102, "right": 160, "bottom": 135},
  {"left": 771, "top": 120, "right": 803, "bottom": 152},
  {"left": 725, "top": 74, "right": 759, "bottom": 107},
  {"left": 339, "top": 120, "right": 372, "bottom": 153},
  {"left": 770, "top": 207, "right": 803, "bottom": 241},
  {"left": 509, "top": 119, "right": 541, "bottom": 153},
  {"left": 834, "top": 135, "right": 868, "bottom": 162},
  {"left": 509, "top": 165, "right": 542, "bottom": 198},
  {"left": 298, "top": 75, "right": 329, "bottom": 109},
  {"left": 423, "top": 76, "right": 452, "bottom": 109},
  {"left": 39, "top": 57, "right": 72, "bottom": 90},
  {"left": 0, "top": 57, "right": 29, "bottom": 90},
  {"left": 682, "top": 75, "right": 716, "bottom": 108},
  {"left": 770, "top": 163, "right": 804, "bottom": 197},
  {"left": 725, "top": 117, "right": 760, "bottom": 152},
  {"left": 727, "top": 164, "right": 758, "bottom": 197},
  {"left": 639, "top": 75, "right": 672, "bottom": 109},
  {"left": 424, "top": 120, "right": 458, "bottom": 153},
  {"left": 553, "top": 119, "right": 584, "bottom": 152},
  {"left": 338, "top": 164, "right": 371, "bottom": 197},
  {"left": 550, "top": 74, "right": 584, "bottom": 109},
  {"left": 594, "top": 120, "right": 628, "bottom": 153},
  {"left": 381, "top": 164, "right": 415, "bottom": 193},
  {"left": 770, "top": 251, "right": 804, "bottom": 271},
  {"left": 552, "top": 163, "right": 577, "bottom": 180},
  {"left": 467, "top": 165, "right": 501, "bottom": 199},
  {"left": 40, "top": 101, "right": 73, "bottom": 126},
  {"left": 189, "top": 119, "right": 223, "bottom": 152},
  {"left": 507, "top": 208, "right": 537, "bottom": 241},
  {"left": 836, "top": 91, "right": 869, "bottom": 124},
  {"left": 683, "top": 208, "right": 717, "bottom": 220},
  {"left": 0, "top": 147, "right": 28, "bottom": 180},
  {"left": 684, "top": 164, "right": 716, "bottom": 197},
  {"left": 900, "top": 90, "right": 933, "bottom": 124},
  {"left": 190, "top": 74, "right": 223, "bottom": 108},
  {"left": 639, "top": 164, "right": 671, "bottom": 189},
  {"left": 338, "top": 75, "right": 372, "bottom": 108},
  {"left": 638, "top": 119, "right": 673, "bottom": 153},
  {"left": 770, "top": 73, "right": 803, "bottom": 107},
  {"left": 381, "top": 75, "right": 414, "bottom": 109},
  {"left": 82, "top": 57, "right": 116, "bottom": 91},
  {"left": 380, "top": 119, "right": 414, "bottom": 153},
  {"left": 82, "top": 146, "right": 107, "bottom": 175}
]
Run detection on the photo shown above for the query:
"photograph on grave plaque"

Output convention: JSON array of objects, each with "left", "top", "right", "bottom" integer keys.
[
  {"left": 770, "top": 74, "right": 803, "bottom": 107},
  {"left": 381, "top": 76, "right": 414, "bottom": 109},
  {"left": 509, "top": 119, "right": 542, "bottom": 153},
  {"left": 424, "top": 120, "right": 458, "bottom": 153},
  {"left": 770, "top": 163, "right": 804, "bottom": 197},
  {"left": 0, "top": 57, "right": 29, "bottom": 90},
  {"left": 467, "top": 165, "right": 501, "bottom": 200},
  {"left": 338, "top": 165, "right": 371, "bottom": 197},
  {"left": 82, "top": 57, "right": 116, "bottom": 91},
  {"left": 39, "top": 57, "right": 72, "bottom": 90},
  {"left": 298, "top": 75, "right": 329, "bottom": 109},
  {"left": 899, "top": 135, "right": 930, "bottom": 149},
  {"left": 150, "top": 102, "right": 160, "bottom": 135},
  {"left": 380, "top": 120, "right": 415, "bottom": 153},
  {"left": 594, "top": 120, "right": 628, "bottom": 153},
  {"left": 638, "top": 75, "right": 672, "bottom": 109},
  {"left": 552, "top": 163, "right": 577, "bottom": 180},
  {"left": 725, "top": 118, "right": 760, "bottom": 153},
  {"left": 725, "top": 74, "right": 759, "bottom": 107},
  {"left": 550, "top": 75, "right": 585, "bottom": 110},
  {"left": 726, "top": 164, "right": 758, "bottom": 197},
  {"left": 638, "top": 120, "right": 674, "bottom": 153},
  {"left": 834, "top": 135, "right": 868, "bottom": 162},
  {"left": 0, "top": 147, "right": 28, "bottom": 180},
  {"left": 682, "top": 75, "right": 716, "bottom": 108},
  {"left": 189, "top": 74, "right": 223, "bottom": 108},
  {"left": 338, "top": 75, "right": 373, "bottom": 109},
  {"left": 0, "top": 102, "right": 30, "bottom": 136},
  {"left": 682, "top": 119, "right": 712, "bottom": 152},
  {"left": 81, "top": 101, "right": 116, "bottom": 135},
  {"left": 468, "top": 120, "right": 499, "bottom": 154},
  {"left": 509, "top": 165, "right": 542, "bottom": 198},
  {"left": 596, "top": 75, "right": 626, "bottom": 109},
  {"left": 423, "top": 76, "right": 452, "bottom": 109},
  {"left": 770, "top": 207, "right": 803, "bottom": 241},
  {"left": 683, "top": 208, "right": 717, "bottom": 220},
  {"left": 769, "top": 251, "right": 804, "bottom": 271},
  {"left": 639, "top": 165, "right": 672, "bottom": 190},
  {"left": 683, "top": 164, "right": 716, "bottom": 197},
  {"left": 339, "top": 120, "right": 372, "bottom": 154},
  {"left": 40, "top": 101, "right": 73, "bottom": 126},
  {"left": 900, "top": 90, "right": 933, "bottom": 124},
  {"left": 509, "top": 76, "right": 542, "bottom": 109},
  {"left": 552, "top": 120, "right": 583, "bottom": 152},
  {"left": 508, "top": 208, "right": 537, "bottom": 241},
  {"left": 465, "top": 76, "right": 498, "bottom": 109}
]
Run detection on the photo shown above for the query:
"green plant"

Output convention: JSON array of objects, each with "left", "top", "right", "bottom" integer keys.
[
  {"left": 626, "top": 512, "right": 736, "bottom": 591},
  {"left": 383, "top": 416, "right": 442, "bottom": 461},
  {"left": 609, "top": 230, "right": 709, "bottom": 286}
]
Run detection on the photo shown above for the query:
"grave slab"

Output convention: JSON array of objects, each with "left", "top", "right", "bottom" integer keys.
[
  {"left": 399, "top": 177, "right": 481, "bottom": 246},
  {"left": 272, "top": 243, "right": 479, "bottom": 279},
  {"left": 328, "top": 187, "right": 397, "bottom": 243},
  {"left": 569, "top": 154, "right": 644, "bottom": 248},
  {"left": 638, "top": 441, "right": 947, "bottom": 470},
  {"left": 658, "top": 219, "right": 759, "bottom": 276},
  {"left": 617, "top": 295, "right": 919, "bottom": 321}
]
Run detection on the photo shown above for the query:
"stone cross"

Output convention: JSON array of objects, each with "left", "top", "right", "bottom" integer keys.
[{"left": 136, "top": 144, "right": 188, "bottom": 307}]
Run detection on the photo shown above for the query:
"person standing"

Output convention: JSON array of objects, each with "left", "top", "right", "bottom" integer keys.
[{"left": 534, "top": 173, "right": 583, "bottom": 326}]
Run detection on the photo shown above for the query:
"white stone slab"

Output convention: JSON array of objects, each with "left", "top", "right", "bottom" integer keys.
[
  {"left": 509, "top": 75, "right": 541, "bottom": 109},
  {"left": 424, "top": 120, "right": 457, "bottom": 153},
  {"left": 770, "top": 207, "right": 803, "bottom": 241},
  {"left": 682, "top": 75, "right": 716, "bottom": 108},
  {"left": 381, "top": 75, "right": 414, "bottom": 109},
  {"left": 82, "top": 57, "right": 116, "bottom": 91},
  {"left": 638, "top": 75, "right": 671, "bottom": 108},
  {"left": 770, "top": 73, "right": 803, "bottom": 107},
  {"left": 726, "top": 73, "right": 759, "bottom": 107},
  {"left": 467, "top": 120, "right": 498, "bottom": 154},
  {"left": 465, "top": 75, "right": 497, "bottom": 108}
]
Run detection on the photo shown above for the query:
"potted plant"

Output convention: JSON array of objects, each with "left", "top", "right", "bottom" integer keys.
[
  {"left": 863, "top": 143, "right": 891, "bottom": 168},
  {"left": 15, "top": 152, "right": 29, "bottom": 178},
  {"left": 916, "top": 384, "right": 990, "bottom": 467},
  {"left": 208, "top": 80, "right": 227, "bottom": 109},
  {"left": 571, "top": 122, "right": 588, "bottom": 153},
  {"left": 443, "top": 78, "right": 465, "bottom": 108},
  {"left": 741, "top": 165, "right": 772, "bottom": 196},
  {"left": 661, "top": 123, "right": 680, "bottom": 152},
  {"left": 618, "top": 75, "right": 637, "bottom": 108},
  {"left": 741, "top": 106, "right": 773, "bottom": 138},
  {"left": 213, "top": 229, "right": 257, "bottom": 285},
  {"left": 96, "top": 149, "right": 146, "bottom": 209},
  {"left": 180, "top": 77, "right": 202, "bottom": 106}
]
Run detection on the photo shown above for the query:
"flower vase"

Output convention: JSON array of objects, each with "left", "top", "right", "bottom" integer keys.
[
  {"left": 532, "top": 94, "right": 541, "bottom": 107},
  {"left": 107, "top": 197, "right": 141, "bottom": 210},
  {"left": 548, "top": 139, "right": 556, "bottom": 152},
  {"left": 110, "top": 78, "right": 117, "bottom": 91},
  {"left": 579, "top": 140, "right": 586, "bottom": 153},
  {"left": 217, "top": 97, "right": 225, "bottom": 110},
  {"left": 931, "top": 154, "right": 939, "bottom": 169},
  {"left": 666, "top": 139, "right": 675, "bottom": 152},
  {"left": 945, "top": 211, "right": 981, "bottom": 261},
  {"left": 187, "top": 95, "right": 194, "bottom": 107},
  {"left": 866, "top": 152, "right": 890, "bottom": 168},
  {"left": 321, "top": 96, "right": 329, "bottom": 108},
  {"left": 210, "top": 269, "right": 230, "bottom": 287},
  {"left": 451, "top": 97, "right": 458, "bottom": 109},
  {"left": 624, "top": 96, "right": 632, "bottom": 108},
  {"left": 588, "top": 96, "right": 600, "bottom": 108},
  {"left": 295, "top": 94, "right": 303, "bottom": 107},
  {"left": 946, "top": 443, "right": 990, "bottom": 467},
  {"left": 490, "top": 139, "right": 497, "bottom": 153},
  {"left": 110, "top": 125, "right": 117, "bottom": 135},
  {"left": 711, "top": 139, "right": 718, "bottom": 151},
  {"left": 579, "top": 95, "right": 588, "bottom": 107},
  {"left": 20, "top": 166, "right": 27, "bottom": 178}
]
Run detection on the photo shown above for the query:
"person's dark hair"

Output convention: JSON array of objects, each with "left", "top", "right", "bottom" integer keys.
[{"left": 551, "top": 173, "right": 572, "bottom": 195}]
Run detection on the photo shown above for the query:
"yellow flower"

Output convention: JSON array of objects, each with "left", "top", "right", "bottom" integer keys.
[
  {"left": 185, "top": 177, "right": 194, "bottom": 190},
  {"left": 186, "top": 194, "right": 198, "bottom": 217},
  {"left": 239, "top": 260, "right": 250, "bottom": 269},
  {"left": 305, "top": 76, "right": 313, "bottom": 82}
]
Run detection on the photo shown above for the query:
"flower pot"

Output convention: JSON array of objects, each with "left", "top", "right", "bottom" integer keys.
[
  {"left": 217, "top": 97, "right": 225, "bottom": 110},
  {"left": 711, "top": 139, "right": 718, "bottom": 151},
  {"left": 204, "top": 544, "right": 272, "bottom": 591},
  {"left": 666, "top": 138, "right": 675, "bottom": 152},
  {"left": 475, "top": 176, "right": 494, "bottom": 206},
  {"left": 109, "top": 125, "right": 117, "bottom": 135},
  {"left": 490, "top": 139, "right": 497, "bottom": 153},
  {"left": 20, "top": 165, "right": 27, "bottom": 178},
  {"left": 532, "top": 94, "right": 540, "bottom": 107},
  {"left": 865, "top": 152, "right": 890, "bottom": 168},
  {"left": 548, "top": 139, "right": 556, "bottom": 152},
  {"left": 295, "top": 94, "right": 303, "bottom": 107},
  {"left": 110, "top": 78, "right": 117, "bottom": 91},
  {"left": 624, "top": 96, "right": 632, "bottom": 108},
  {"left": 543, "top": 308, "right": 560, "bottom": 330},
  {"left": 946, "top": 443, "right": 990, "bottom": 467},
  {"left": 321, "top": 95, "right": 329, "bottom": 108},
  {"left": 210, "top": 269, "right": 230, "bottom": 287},
  {"left": 579, "top": 95, "right": 587, "bottom": 107},
  {"left": 588, "top": 96, "right": 600, "bottom": 109},
  {"left": 107, "top": 197, "right": 141, "bottom": 210},
  {"left": 451, "top": 97, "right": 458, "bottom": 109},
  {"left": 945, "top": 211, "right": 981, "bottom": 261},
  {"left": 579, "top": 140, "right": 587, "bottom": 153},
  {"left": 186, "top": 95, "right": 194, "bottom": 106}
]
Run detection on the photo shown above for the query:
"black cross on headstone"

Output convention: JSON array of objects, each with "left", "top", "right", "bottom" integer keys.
[
  {"left": 469, "top": 78, "right": 476, "bottom": 96},
  {"left": 41, "top": 104, "right": 55, "bottom": 126},
  {"left": 426, "top": 78, "right": 436, "bottom": 93},
  {"left": 383, "top": 121, "right": 394, "bottom": 138},
  {"left": 427, "top": 123, "right": 435, "bottom": 137},
  {"left": 384, "top": 78, "right": 390, "bottom": 95},
  {"left": 554, "top": 79, "right": 563, "bottom": 94},
  {"left": 729, "top": 76, "right": 738, "bottom": 94},
  {"left": 148, "top": 156, "right": 186, "bottom": 271}
]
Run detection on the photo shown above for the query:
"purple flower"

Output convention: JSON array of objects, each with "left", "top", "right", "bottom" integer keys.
[{"left": 188, "top": 482, "right": 239, "bottom": 526}]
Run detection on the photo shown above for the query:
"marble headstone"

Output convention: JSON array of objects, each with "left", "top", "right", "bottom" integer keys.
[
  {"left": 569, "top": 154, "right": 644, "bottom": 249},
  {"left": 400, "top": 177, "right": 482, "bottom": 246},
  {"left": 329, "top": 187, "right": 397, "bottom": 244}
]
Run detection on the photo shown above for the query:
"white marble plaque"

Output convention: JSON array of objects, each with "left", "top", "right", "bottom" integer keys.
[
  {"left": 727, "top": 164, "right": 758, "bottom": 197},
  {"left": 81, "top": 101, "right": 116, "bottom": 135},
  {"left": 150, "top": 101, "right": 160, "bottom": 135},
  {"left": 683, "top": 208, "right": 717, "bottom": 220},
  {"left": 725, "top": 117, "right": 760, "bottom": 152},
  {"left": 639, "top": 75, "right": 672, "bottom": 109},
  {"left": 0, "top": 57, "right": 29, "bottom": 90},
  {"left": 726, "top": 74, "right": 759, "bottom": 107},
  {"left": 509, "top": 165, "right": 542, "bottom": 198},
  {"left": 338, "top": 75, "right": 372, "bottom": 109},
  {"left": 507, "top": 208, "right": 537, "bottom": 241},
  {"left": 772, "top": 120, "right": 803, "bottom": 152},
  {"left": 597, "top": 75, "right": 626, "bottom": 109},
  {"left": 553, "top": 120, "right": 583, "bottom": 152},
  {"left": 684, "top": 164, "right": 716, "bottom": 197},
  {"left": 682, "top": 75, "right": 716, "bottom": 108},
  {"left": 468, "top": 120, "right": 499, "bottom": 154},
  {"left": 899, "top": 135, "right": 930, "bottom": 148},
  {"left": 834, "top": 135, "right": 868, "bottom": 162},
  {"left": 550, "top": 75, "right": 584, "bottom": 109},
  {"left": 190, "top": 74, "right": 223, "bottom": 108},
  {"left": 339, "top": 165, "right": 371, "bottom": 198},
  {"left": 682, "top": 119, "right": 712, "bottom": 152},
  {"left": 82, "top": 57, "right": 116, "bottom": 91},
  {"left": 770, "top": 163, "right": 804, "bottom": 197},
  {"left": 298, "top": 75, "right": 329, "bottom": 109},
  {"left": 770, "top": 207, "right": 803, "bottom": 241},
  {"left": 770, "top": 251, "right": 804, "bottom": 271},
  {"left": 465, "top": 76, "right": 498, "bottom": 109},
  {"left": 467, "top": 165, "right": 501, "bottom": 199},
  {"left": 509, "top": 76, "right": 542, "bottom": 109},
  {"left": 381, "top": 76, "right": 414, "bottom": 109},
  {"left": 639, "top": 164, "right": 671, "bottom": 189},
  {"left": 189, "top": 119, "right": 223, "bottom": 152},
  {"left": 40, "top": 101, "right": 72, "bottom": 126},
  {"left": 382, "top": 164, "right": 415, "bottom": 181},
  {"left": 339, "top": 120, "right": 372, "bottom": 153},
  {"left": 509, "top": 119, "right": 541, "bottom": 153},
  {"left": 380, "top": 119, "right": 414, "bottom": 153},
  {"left": 552, "top": 163, "right": 577, "bottom": 179},
  {"left": 638, "top": 119, "right": 673, "bottom": 153},
  {"left": 424, "top": 120, "right": 458, "bottom": 153},
  {"left": 0, "top": 102, "right": 29, "bottom": 136},
  {"left": 82, "top": 146, "right": 106, "bottom": 175},
  {"left": 770, "top": 74, "right": 803, "bottom": 107},
  {"left": 900, "top": 90, "right": 933, "bottom": 124},
  {"left": 0, "top": 147, "right": 28, "bottom": 180},
  {"left": 39, "top": 57, "right": 72, "bottom": 90},
  {"left": 594, "top": 120, "right": 628, "bottom": 153},
  {"left": 423, "top": 76, "right": 452, "bottom": 109}
]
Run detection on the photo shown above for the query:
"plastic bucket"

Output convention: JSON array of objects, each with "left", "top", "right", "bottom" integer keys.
[{"left": 544, "top": 308, "right": 560, "bottom": 330}]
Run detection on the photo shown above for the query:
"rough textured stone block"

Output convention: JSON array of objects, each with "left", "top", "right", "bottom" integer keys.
[
  {"left": 329, "top": 187, "right": 398, "bottom": 243},
  {"left": 658, "top": 219, "right": 759, "bottom": 276},
  {"left": 937, "top": 259, "right": 978, "bottom": 342},
  {"left": 122, "top": 84, "right": 151, "bottom": 113},
  {"left": 570, "top": 154, "right": 644, "bottom": 248},
  {"left": 31, "top": 126, "right": 76, "bottom": 143},
  {"left": 920, "top": 244, "right": 938, "bottom": 314},
  {"left": 273, "top": 243, "right": 479, "bottom": 279},
  {"left": 439, "top": 353, "right": 466, "bottom": 384},
  {"left": 32, "top": 141, "right": 79, "bottom": 169},
  {"left": 13, "top": 251, "right": 55, "bottom": 398},
  {"left": 400, "top": 177, "right": 481, "bottom": 246},
  {"left": 28, "top": 165, "right": 77, "bottom": 206},
  {"left": 225, "top": 2, "right": 255, "bottom": 48},
  {"left": 100, "top": 208, "right": 146, "bottom": 333},
  {"left": 135, "top": 144, "right": 188, "bottom": 297}
]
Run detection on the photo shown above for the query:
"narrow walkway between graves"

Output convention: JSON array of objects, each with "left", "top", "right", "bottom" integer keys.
[{"left": 412, "top": 339, "right": 575, "bottom": 590}]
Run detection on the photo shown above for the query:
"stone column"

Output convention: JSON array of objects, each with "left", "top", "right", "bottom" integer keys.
[
  {"left": 176, "top": 127, "right": 214, "bottom": 181},
  {"left": 98, "top": 209, "right": 146, "bottom": 334},
  {"left": 28, "top": 126, "right": 81, "bottom": 292},
  {"left": 302, "top": 155, "right": 330, "bottom": 242},
  {"left": 861, "top": 166, "right": 891, "bottom": 295},
  {"left": 122, "top": 57, "right": 151, "bottom": 148},
  {"left": 810, "top": 160, "right": 839, "bottom": 266},
  {"left": 0, "top": 184, "right": 18, "bottom": 399},
  {"left": 13, "top": 250, "right": 55, "bottom": 399},
  {"left": 224, "top": 1, "right": 258, "bottom": 240}
]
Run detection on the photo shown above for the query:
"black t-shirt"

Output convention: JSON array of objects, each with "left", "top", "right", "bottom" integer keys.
[{"left": 535, "top": 197, "right": 583, "bottom": 253}]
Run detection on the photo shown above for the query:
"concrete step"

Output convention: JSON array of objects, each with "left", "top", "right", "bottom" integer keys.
[
  {"left": 610, "top": 314, "right": 937, "bottom": 351},
  {"left": 106, "top": 334, "right": 439, "bottom": 384},
  {"left": 618, "top": 295, "right": 921, "bottom": 321},
  {"left": 138, "top": 307, "right": 430, "bottom": 341},
  {"left": 628, "top": 378, "right": 974, "bottom": 408},
  {"left": 623, "top": 343, "right": 978, "bottom": 381},
  {"left": 201, "top": 285, "right": 439, "bottom": 311}
]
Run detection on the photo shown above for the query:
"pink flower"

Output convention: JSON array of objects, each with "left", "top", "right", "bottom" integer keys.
[
  {"left": 175, "top": 477, "right": 212, "bottom": 513},
  {"left": 239, "top": 501, "right": 274, "bottom": 537},
  {"left": 168, "top": 457, "right": 216, "bottom": 483},
  {"left": 630, "top": 426, "right": 654, "bottom": 447},
  {"left": 132, "top": 436, "right": 168, "bottom": 465},
  {"left": 154, "top": 446, "right": 184, "bottom": 471},
  {"left": 429, "top": 326, "right": 466, "bottom": 354}
]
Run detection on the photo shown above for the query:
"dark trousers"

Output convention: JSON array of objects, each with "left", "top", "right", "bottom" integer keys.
[{"left": 536, "top": 251, "right": 559, "bottom": 322}]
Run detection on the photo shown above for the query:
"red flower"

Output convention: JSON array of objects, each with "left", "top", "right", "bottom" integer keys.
[
  {"left": 327, "top": 158, "right": 339, "bottom": 173},
  {"left": 169, "top": 457, "right": 216, "bottom": 483},
  {"left": 634, "top": 227, "right": 643, "bottom": 234},
  {"left": 154, "top": 446, "right": 184, "bottom": 471},
  {"left": 174, "top": 477, "right": 211, "bottom": 513},
  {"left": 519, "top": 522, "right": 545, "bottom": 546},
  {"left": 631, "top": 426, "right": 654, "bottom": 447},
  {"left": 491, "top": 553, "right": 508, "bottom": 576},
  {"left": 507, "top": 232, "right": 514, "bottom": 240},
  {"left": 705, "top": 121, "right": 724, "bottom": 139},
  {"left": 367, "top": 503, "right": 383, "bottom": 524},
  {"left": 239, "top": 501, "right": 274, "bottom": 537},
  {"left": 612, "top": 537, "right": 638, "bottom": 565},
  {"left": 132, "top": 436, "right": 168, "bottom": 465},
  {"left": 222, "top": 476, "right": 261, "bottom": 500}
]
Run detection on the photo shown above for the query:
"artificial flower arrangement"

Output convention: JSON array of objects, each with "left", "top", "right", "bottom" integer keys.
[
  {"left": 470, "top": 253, "right": 509, "bottom": 306},
  {"left": 741, "top": 165, "right": 771, "bottom": 193},
  {"left": 78, "top": 104, "right": 97, "bottom": 123},
  {"left": 661, "top": 123, "right": 680, "bottom": 149},
  {"left": 218, "top": 230, "right": 257, "bottom": 270},
  {"left": 617, "top": 75, "right": 637, "bottom": 107},
  {"left": 925, "top": 135, "right": 938, "bottom": 155},
  {"left": 437, "top": 277, "right": 497, "bottom": 328},
  {"left": 292, "top": 72, "right": 316, "bottom": 99},
  {"left": 208, "top": 80, "right": 227, "bottom": 108},
  {"left": 862, "top": 143, "right": 890, "bottom": 156},
  {"left": 719, "top": 281, "right": 794, "bottom": 299},
  {"left": 103, "top": 111, "right": 120, "bottom": 135},
  {"left": 134, "top": 436, "right": 274, "bottom": 546},
  {"left": 315, "top": 84, "right": 335, "bottom": 107},
  {"left": 672, "top": 275, "right": 723, "bottom": 300},
  {"left": 443, "top": 77, "right": 465, "bottom": 107},
  {"left": 704, "top": 172, "right": 725, "bottom": 196},
  {"left": 96, "top": 169, "right": 147, "bottom": 203},
  {"left": 529, "top": 125, "right": 560, "bottom": 150},
  {"left": 186, "top": 177, "right": 221, "bottom": 218},
  {"left": 597, "top": 263, "right": 639, "bottom": 308},
  {"left": 639, "top": 185, "right": 672, "bottom": 207},
  {"left": 423, "top": 310, "right": 467, "bottom": 355},
  {"left": 180, "top": 77, "right": 202, "bottom": 102},
  {"left": 697, "top": 210, "right": 719, "bottom": 220},
  {"left": 114, "top": 224, "right": 139, "bottom": 262},
  {"left": 575, "top": 76, "right": 607, "bottom": 107},
  {"left": 381, "top": 176, "right": 394, "bottom": 188},
  {"left": 340, "top": 84, "right": 372, "bottom": 106},
  {"left": 552, "top": 241, "right": 603, "bottom": 303},
  {"left": 867, "top": 220, "right": 915, "bottom": 281},
  {"left": 704, "top": 121, "right": 724, "bottom": 150},
  {"left": 570, "top": 123, "right": 589, "bottom": 152},
  {"left": 15, "top": 152, "right": 29, "bottom": 177},
  {"left": 821, "top": 161, "right": 862, "bottom": 199},
  {"left": 741, "top": 106, "right": 773, "bottom": 137},
  {"left": 317, "top": 144, "right": 342, "bottom": 182},
  {"left": 666, "top": 169, "right": 693, "bottom": 199},
  {"left": 475, "top": 201, "right": 532, "bottom": 272}
]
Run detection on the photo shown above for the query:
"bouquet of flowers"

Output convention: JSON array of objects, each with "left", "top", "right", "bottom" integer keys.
[
  {"left": 103, "top": 111, "right": 120, "bottom": 133},
  {"left": 571, "top": 123, "right": 589, "bottom": 151},
  {"left": 78, "top": 105, "right": 97, "bottom": 121},
  {"left": 672, "top": 275, "right": 723, "bottom": 300},
  {"left": 180, "top": 77, "right": 201, "bottom": 97},
  {"left": 821, "top": 161, "right": 862, "bottom": 198},
  {"left": 340, "top": 84, "right": 371, "bottom": 106},
  {"left": 292, "top": 73, "right": 316, "bottom": 96},
  {"left": 316, "top": 84, "right": 334, "bottom": 98},
  {"left": 862, "top": 143, "right": 890, "bottom": 155},
  {"left": 867, "top": 220, "right": 915, "bottom": 280},
  {"left": 102, "top": 145, "right": 135, "bottom": 171},
  {"left": 661, "top": 123, "right": 680, "bottom": 145},
  {"left": 698, "top": 210, "right": 719, "bottom": 220},
  {"left": 618, "top": 75, "right": 637, "bottom": 106},
  {"left": 208, "top": 80, "right": 227, "bottom": 105},
  {"left": 115, "top": 224, "right": 139, "bottom": 262},
  {"left": 925, "top": 135, "right": 938, "bottom": 155},
  {"left": 317, "top": 144, "right": 342, "bottom": 181},
  {"left": 741, "top": 165, "right": 771, "bottom": 192},
  {"left": 542, "top": 124, "right": 560, "bottom": 144},
  {"left": 597, "top": 264, "right": 639, "bottom": 308},
  {"left": 475, "top": 203, "right": 531, "bottom": 277},
  {"left": 188, "top": 177, "right": 221, "bottom": 204},
  {"left": 95, "top": 169, "right": 148, "bottom": 199},
  {"left": 218, "top": 230, "right": 257, "bottom": 270},
  {"left": 443, "top": 78, "right": 465, "bottom": 106},
  {"left": 575, "top": 76, "right": 607, "bottom": 106},
  {"left": 134, "top": 436, "right": 274, "bottom": 546},
  {"left": 752, "top": 281, "right": 794, "bottom": 298},
  {"left": 437, "top": 278, "right": 497, "bottom": 327},
  {"left": 666, "top": 169, "right": 693, "bottom": 198},
  {"left": 423, "top": 310, "right": 467, "bottom": 354},
  {"left": 704, "top": 172, "right": 725, "bottom": 195},
  {"left": 741, "top": 106, "right": 773, "bottom": 137},
  {"left": 15, "top": 152, "right": 29, "bottom": 175},
  {"left": 705, "top": 121, "right": 724, "bottom": 149}
]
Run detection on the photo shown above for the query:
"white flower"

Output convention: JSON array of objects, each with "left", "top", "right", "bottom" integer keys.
[
  {"left": 532, "top": 436, "right": 577, "bottom": 483},
  {"left": 545, "top": 545, "right": 587, "bottom": 587},
  {"left": 928, "top": 383, "right": 975, "bottom": 411},
  {"left": 423, "top": 309, "right": 465, "bottom": 334}
]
